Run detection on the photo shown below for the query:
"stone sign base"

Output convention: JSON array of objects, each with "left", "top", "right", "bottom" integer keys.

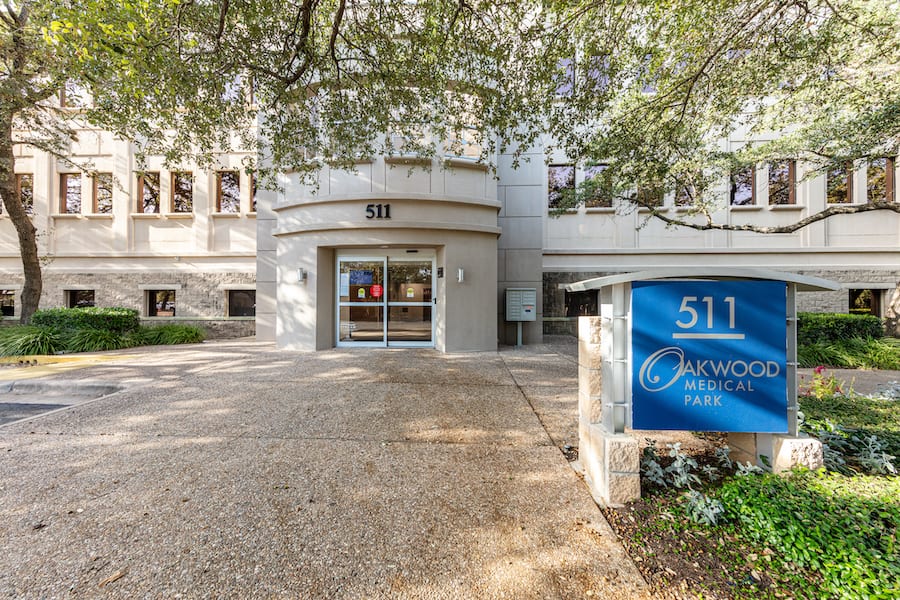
[
  {"left": 579, "top": 421, "right": 640, "bottom": 507},
  {"left": 728, "top": 432, "right": 824, "bottom": 473}
]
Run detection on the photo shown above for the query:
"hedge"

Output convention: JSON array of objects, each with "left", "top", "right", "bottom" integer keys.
[
  {"left": 31, "top": 307, "right": 140, "bottom": 334},
  {"left": 798, "top": 312, "right": 883, "bottom": 346}
]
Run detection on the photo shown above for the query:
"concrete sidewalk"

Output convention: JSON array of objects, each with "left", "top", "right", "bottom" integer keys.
[{"left": 0, "top": 340, "right": 650, "bottom": 599}]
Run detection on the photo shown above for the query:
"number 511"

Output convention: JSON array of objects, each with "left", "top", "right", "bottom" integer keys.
[{"left": 675, "top": 296, "right": 736, "bottom": 329}]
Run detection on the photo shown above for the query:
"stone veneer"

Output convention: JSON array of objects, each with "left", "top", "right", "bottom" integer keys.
[{"left": 0, "top": 271, "right": 256, "bottom": 339}]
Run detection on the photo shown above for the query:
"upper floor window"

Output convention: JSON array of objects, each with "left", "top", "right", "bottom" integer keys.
[
  {"left": 171, "top": 171, "right": 193, "bottom": 213},
  {"left": 826, "top": 162, "right": 852, "bottom": 204},
  {"left": 768, "top": 160, "right": 795, "bottom": 205},
  {"left": 92, "top": 173, "right": 113, "bottom": 214},
  {"left": 675, "top": 184, "right": 696, "bottom": 207},
  {"left": 635, "top": 185, "right": 664, "bottom": 208},
  {"left": 583, "top": 164, "right": 614, "bottom": 208},
  {"left": 730, "top": 167, "right": 755, "bottom": 205},
  {"left": 216, "top": 171, "right": 240, "bottom": 213},
  {"left": 14, "top": 173, "right": 33, "bottom": 215},
  {"left": 60, "top": 80, "right": 89, "bottom": 108},
  {"left": 250, "top": 173, "right": 258, "bottom": 212},
  {"left": 867, "top": 157, "right": 895, "bottom": 203},
  {"left": 60, "top": 173, "right": 82, "bottom": 214},
  {"left": 547, "top": 164, "right": 575, "bottom": 208},
  {"left": 137, "top": 172, "right": 160, "bottom": 213}
]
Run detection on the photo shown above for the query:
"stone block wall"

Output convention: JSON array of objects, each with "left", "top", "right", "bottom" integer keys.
[{"left": 0, "top": 271, "right": 256, "bottom": 339}]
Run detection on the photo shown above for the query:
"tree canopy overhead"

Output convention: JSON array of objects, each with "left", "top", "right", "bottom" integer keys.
[{"left": 2, "top": 0, "right": 899, "bottom": 320}]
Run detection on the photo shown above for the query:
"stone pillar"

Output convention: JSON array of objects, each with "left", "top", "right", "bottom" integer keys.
[{"left": 578, "top": 315, "right": 640, "bottom": 507}]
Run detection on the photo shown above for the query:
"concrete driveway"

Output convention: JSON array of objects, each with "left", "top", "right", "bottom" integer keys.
[{"left": 0, "top": 340, "right": 649, "bottom": 599}]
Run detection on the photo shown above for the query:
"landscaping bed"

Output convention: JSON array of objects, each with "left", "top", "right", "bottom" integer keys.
[{"left": 602, "top": 371, "right": 900, "bottom": 600}]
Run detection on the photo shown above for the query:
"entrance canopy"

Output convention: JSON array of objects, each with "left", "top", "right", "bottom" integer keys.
[{"left": 565, "top": 267, "right": 841, "bottom": 293}]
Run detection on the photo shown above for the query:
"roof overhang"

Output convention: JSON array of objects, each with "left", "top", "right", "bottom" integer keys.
[{"left": 564, "top": 268, "right": 841, "bottom": 293}]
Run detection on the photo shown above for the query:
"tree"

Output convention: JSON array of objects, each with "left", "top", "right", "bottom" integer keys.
[
  {"left": 8, "top": 0, "right": 900, "bottom": 322},
  {"left": 540, "top": 0, "right": 900, "bottom": 232}
]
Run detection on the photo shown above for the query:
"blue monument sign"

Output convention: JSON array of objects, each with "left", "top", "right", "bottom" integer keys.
[{"left": 631, "top": 280, "right": 788, "bottom": 432}]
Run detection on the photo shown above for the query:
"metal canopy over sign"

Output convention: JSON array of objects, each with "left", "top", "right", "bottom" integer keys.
[{"left": 631, "top": 280, "right": 788, "bottom": 433}]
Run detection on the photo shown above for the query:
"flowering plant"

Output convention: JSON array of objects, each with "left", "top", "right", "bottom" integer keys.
[{"left": 799, "top": 366, "right": 849, "bottom": 400}]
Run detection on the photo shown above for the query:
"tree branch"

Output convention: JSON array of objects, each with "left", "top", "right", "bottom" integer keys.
[{"left": 640, "top": 201, "right": 900, "bottom": 234}]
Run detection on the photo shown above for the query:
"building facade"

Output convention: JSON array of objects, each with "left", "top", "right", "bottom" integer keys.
[{"left": 2, "top": 124, "right": 898, "bottom": 347}]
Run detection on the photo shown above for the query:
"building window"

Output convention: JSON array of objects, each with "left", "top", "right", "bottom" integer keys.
[
  {"left": 553, "top": 58, "right": 575, "bottom": 97},
  {"left": 171, "top": 172, "right": 193, "bottom": 213},
  {"left": 730, "top": 167, "right": 755, "bottom": 205},
  {"left": 60, "top": 80, "right": 88, "bottom": 108},
  {"left": 548, "top": 164, "right": 575, "bottom": 208},
  {"left": 675, "top": 184, "right": 696, "bottom": 207},
  {"left": 137, "top": 172, "right": 160, "bottom": 213},
  {"left": 60, "top": 173, "right": 82, "bottom": 214},
  {"left": 93, "top": 173, "right": 113, "bottom": 214},
  {"left": 227, "top": 290, "right": 256, "bottom": 317},
  {"left": 250, "top": 173, "right": 257, "bottom": 212},
  {"left": 849, "top": 289, "right": 881, "bottom": 317},
  {"left": 565, "top": 290, "right": 597, "bottom": 317},
  {"left": 635, "top": 185, "right": 664, "bottom": 208},
  {"left": 583, "top": 164, "right": 614, "bottom": 208},
  {"left": 0, "top": 289, "right": 14, "bottom": 316},
  {"left": 147, "top": 289, "right": 176, "bottom": 317},
  {"left": 217, "top": 171, "right": 240, "bottom": 213},
  {"left": 15, "top": 173, "right": 34, "bottom": 215},
  {"left": 66, "top": 290, "right": 95, "bottom": 308},
  {"left": 867, "top": 157, "right": 895, "bottom": 203},
  {"left": 768, "top": 160, "right": 795, "bottom": 205},
  {"left": 826, "top": 162, "right": 852, "bottom": 204}
]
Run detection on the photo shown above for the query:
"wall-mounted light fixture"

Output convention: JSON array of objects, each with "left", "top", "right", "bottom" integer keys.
[
  {"left": 297, "top": 268, "right": 308, "bottom": 283},
  {"left": 457, "top": 268, "right": 465, "bottom": 283}
]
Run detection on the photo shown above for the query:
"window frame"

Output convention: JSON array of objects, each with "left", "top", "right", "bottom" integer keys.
[
  {"left": 826, "top": 161, "right": 853, "bottom": 205},
  {"left": 226, "top": 289, "right": 256, "bottom": 317},
  {"left": 547, "top": 163, "right": 576, "bottom": 209},
  {"left": 147, "top": 289, "right": 176, "bottom": 317},
  {"left": 767, "top": 160, "right": 796, "bottom": 205},
  {"left": 66, "top": 289, "right": 96, "bottom": 309},
  {"left": 92, "top": 172, "right": 114, "bottom": 214},
  {"left": 136, "top": 172, "right": 161, "bottom": 213},
  {"left": 0, "top": 289, "right": 15, "bottom": 317},
  {"left": 170, "top": 171, "right": 194, "bottom": 213},
  {"left": 216, "top": 170, "right": 241, "bottom": 213},
  {"left": 59, "top": 173, "right": 82, "bottom": 214},
  {"left": 730, "top": 166, "right": 756, "bottom": 206},
  {"left": 14, "top": 173, "right": 34, "bottom": 215}
]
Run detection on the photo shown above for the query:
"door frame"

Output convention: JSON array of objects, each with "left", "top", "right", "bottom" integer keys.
[{"left": 335, "top": 250, "right": 436, "bottom": 348}]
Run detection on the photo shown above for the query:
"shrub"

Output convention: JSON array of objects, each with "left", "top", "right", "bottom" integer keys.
[
  {"left": 0, "top": 326, "right": 63, "bottom": 356},
  {"left": 798, "top": 312, "right": 883, "bottom": 346},
  {"left": 798, "top": 338, "right": 900, "bottom": 369},
  {"left": 64, "top": 328, "right": 127, "bottom": 353},
  {"left": 31, "top": 307, "right": 140, "bottom": 334},
  {"left": 130, "top": 324, "right": 205, "bottom": 346}
]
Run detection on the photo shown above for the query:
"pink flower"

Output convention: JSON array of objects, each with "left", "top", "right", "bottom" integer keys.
[{"left": 814, "top": 365, "right": 826, "bottom": 375}]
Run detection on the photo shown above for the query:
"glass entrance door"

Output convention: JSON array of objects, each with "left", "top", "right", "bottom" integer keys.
[
  {"left": 337, "top": 253, "right": 434, "bottom": 347},
  {"left": 387, "top": 258, "right": 432, "bottom": 343}
]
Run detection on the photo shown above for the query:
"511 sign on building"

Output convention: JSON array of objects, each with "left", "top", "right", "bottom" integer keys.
[{"left": 631, "top": 280, "right": 788, "bottom": 433}]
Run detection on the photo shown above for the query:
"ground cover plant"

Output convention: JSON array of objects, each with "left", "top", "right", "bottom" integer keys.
[
  {"left": 603, "top": 370, "right": 899, "bottom": 599},
  {"left": 0, "top": 308, "right": 205, "bottom": 356}
]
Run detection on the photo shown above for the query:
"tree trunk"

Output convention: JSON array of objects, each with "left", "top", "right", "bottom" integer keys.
[{"left": 0, "top": 115, "right": 42, "bottom": 324}]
